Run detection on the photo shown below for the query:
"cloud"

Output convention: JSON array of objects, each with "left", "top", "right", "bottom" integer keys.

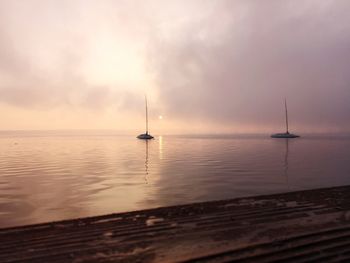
[
  {"left": 0, "top": 0, "right": 145, "bottom": 112},
  {"left": 0, "top": 0, "right": 350, "bottom": 131},
  {"left": 148, "top": 0, "right": 350, "bottom": 131}
]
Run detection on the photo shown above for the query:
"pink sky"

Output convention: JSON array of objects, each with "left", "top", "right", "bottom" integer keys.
[{"left": 0, "top": 0, "right": 349, "bottom": 133}]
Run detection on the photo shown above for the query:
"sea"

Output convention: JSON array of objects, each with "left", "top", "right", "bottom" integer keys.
[{"left": 1, "top": 131, "right": 350, "bottom": 228}]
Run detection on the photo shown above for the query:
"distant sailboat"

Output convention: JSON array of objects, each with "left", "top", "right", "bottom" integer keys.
[
  {"left": 137, "top": 96, "right": 154, "bottom": 140},
  {"left": 271, "top": 99, "right": 300, "bottom": 138}
]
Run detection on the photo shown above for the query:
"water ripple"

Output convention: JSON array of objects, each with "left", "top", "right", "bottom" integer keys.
[{"left": 1, "top": 132, "right": 350, "bottom": 227}]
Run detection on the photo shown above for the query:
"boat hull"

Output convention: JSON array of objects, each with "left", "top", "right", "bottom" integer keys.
[
  {"left": 137, "top": 133, "right": 154, "bottom": 140},
  {"left": 271, "top": 133, "right": 300, "bottom": 138}
]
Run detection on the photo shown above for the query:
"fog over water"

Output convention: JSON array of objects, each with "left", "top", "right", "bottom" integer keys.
[{"left": 0, "top": 0, "right": 350, "bottom": 133}]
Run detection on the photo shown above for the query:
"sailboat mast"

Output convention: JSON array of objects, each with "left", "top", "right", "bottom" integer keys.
[
  {"left": 285, "top": 98, "right": 289, "bottom": 133},
  {"left": 145, "top": 95, "right": 149, "bottom": 134}
]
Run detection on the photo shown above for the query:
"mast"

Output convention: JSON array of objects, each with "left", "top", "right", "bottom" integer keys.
[
  {"left": 145, "top": 95, "right": 149, "bottom": 134},
  {"left": 285, "top": 98, "right": 289, "bottom": 133}
]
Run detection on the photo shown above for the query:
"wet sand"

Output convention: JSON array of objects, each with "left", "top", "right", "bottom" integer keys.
[{"left": 1, "top": 185, "right": 350, "bottom": 262}]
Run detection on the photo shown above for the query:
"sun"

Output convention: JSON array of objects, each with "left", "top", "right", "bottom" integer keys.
[{"left": 158, "top": 115, "right": 163, "bottom": 120}]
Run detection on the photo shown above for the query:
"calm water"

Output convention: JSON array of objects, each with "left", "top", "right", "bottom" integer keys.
[{"left": 1, "top": 131, "right": 350, "bottom": 228}]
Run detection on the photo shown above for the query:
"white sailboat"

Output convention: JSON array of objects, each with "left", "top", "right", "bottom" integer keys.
[
  {"left": 137, "top": 96, "right": 154, "bottom": 140},
  {"left": 271, "top": 99, "right": 300, "bottom": 138}
]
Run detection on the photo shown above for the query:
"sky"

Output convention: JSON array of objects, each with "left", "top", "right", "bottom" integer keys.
[{"left": 0, "top": 0, "right": 350, "bottom": 134}]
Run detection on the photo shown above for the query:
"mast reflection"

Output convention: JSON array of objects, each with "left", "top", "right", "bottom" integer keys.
[
  {"left": 284, "top": 138, "right": 290, "bottom": 190},
  {"left": 144, "top": 140, "right": 149, "bottom": 184}
]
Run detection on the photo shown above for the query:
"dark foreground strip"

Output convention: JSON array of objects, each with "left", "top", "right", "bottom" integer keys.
[{"left": 1, "top": 186, "right": 350, "bottom": 263}]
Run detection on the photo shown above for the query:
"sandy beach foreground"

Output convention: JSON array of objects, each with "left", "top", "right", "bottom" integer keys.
[{"left": 1, "top": 185, "right": 350, "bottom": 262}]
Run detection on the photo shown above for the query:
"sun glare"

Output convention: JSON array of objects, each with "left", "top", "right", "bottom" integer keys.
[{"left": 83, "top": 35, "right": 149, "bottom": 90}]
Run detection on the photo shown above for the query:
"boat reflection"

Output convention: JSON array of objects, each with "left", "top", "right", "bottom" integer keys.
[{"left": 144, "top": 140, "right": 149, "bottom": 184}]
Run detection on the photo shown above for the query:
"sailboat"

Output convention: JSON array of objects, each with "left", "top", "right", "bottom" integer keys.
[
  {"left": 271, "top": 99, "right": 300, "bottom": 138},
  {"left": 137, "top": 96, "right": 154, "bottom": 140}
]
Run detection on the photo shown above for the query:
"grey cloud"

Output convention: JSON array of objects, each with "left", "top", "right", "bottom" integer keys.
[{"left": 149, "top": 0, "right": 350, "bottom": 130}]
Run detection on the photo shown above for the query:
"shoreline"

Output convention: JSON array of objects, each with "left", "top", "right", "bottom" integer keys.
[{"left": 1, "top": 185, "right": 350, "bottom": 262}]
